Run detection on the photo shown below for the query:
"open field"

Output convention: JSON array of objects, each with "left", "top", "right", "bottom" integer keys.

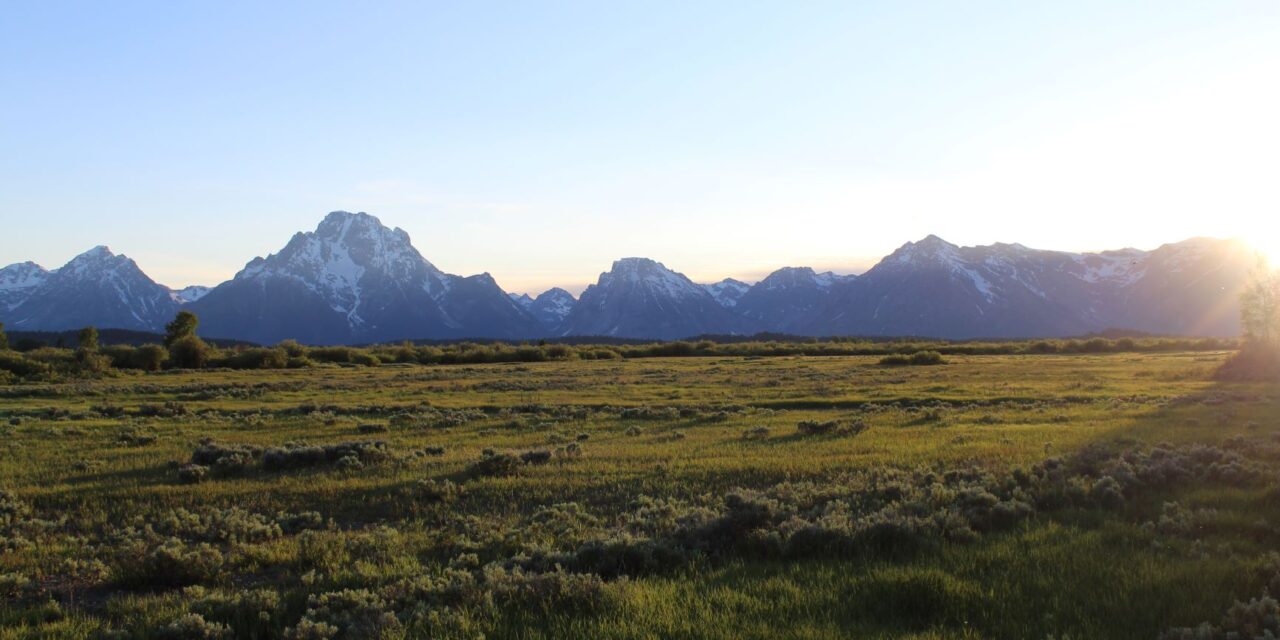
[{"left": 2, "top": 351, "right": 1278, "bottom": 638}]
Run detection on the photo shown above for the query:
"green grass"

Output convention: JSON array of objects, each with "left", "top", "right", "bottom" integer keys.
[{"left": 0, "top": 350, "right": 1276, "bottom": 638}]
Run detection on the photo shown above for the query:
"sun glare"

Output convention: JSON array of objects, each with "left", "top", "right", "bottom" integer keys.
[{"left": 1246, "top": 225, "right": 1280, "bottom": 269}]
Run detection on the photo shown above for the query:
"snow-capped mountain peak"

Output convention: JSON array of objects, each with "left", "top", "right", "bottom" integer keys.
[
  {"left": 702, "top": 278, "right": 750, "bottom": 307},
  {"left": 525, "top": 287, "right": 576, "bottom": 328},
  {"left": 232, "top": 211, "right": 450, "bottom": 324},
  {"left": 61, "top": 245, "right": 130, "bottom": 275},
  {"left": 188, "top": 211, "right": 542, "bottom": 344}
]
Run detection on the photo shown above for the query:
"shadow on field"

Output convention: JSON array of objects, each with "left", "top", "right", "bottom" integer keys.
[{"left": 1094, "top": 382, "right": 1275, "bottom": 448}]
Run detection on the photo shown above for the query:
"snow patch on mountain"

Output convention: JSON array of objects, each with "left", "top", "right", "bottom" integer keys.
[
  {"left": 812, "top": 271, "right": 844, "bottom": 288},
  {"left": 888, "top": 236, "right": 998, "bottom": 301},
  {"left": 606, "top": 258, "right": 706, "bottom": 300},
  {"left": 171, "top": 286, "right": 212, "bottom": 304},
  {"left": 0, "top": 262, "right": 49, "bottom": 291},
  {"left": 0, "top": 262, "right": 50, "bottom": 312},
  {"left": 1073, "top": 251, "right": 1146, "bottom": 285}
]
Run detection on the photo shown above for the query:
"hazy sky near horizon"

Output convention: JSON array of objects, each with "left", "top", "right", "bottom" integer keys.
[{"left": 3, "top": 1, "right": 1278, "bottom": 295}]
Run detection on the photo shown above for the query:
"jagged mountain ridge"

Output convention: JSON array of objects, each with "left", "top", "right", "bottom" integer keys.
[
  {"left": 0, "top": 212, "right": 1257, "bottom": 342},
  {"left": 802, "top": 236, "right": 1252, "bottom": 338},
  {"left": 1, "top": 247, "right": 180, "bottom": 332}
]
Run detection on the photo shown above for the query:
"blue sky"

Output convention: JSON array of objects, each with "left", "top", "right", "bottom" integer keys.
[{"left": 3, "top": 1, "right": 1278, "bottom": 294}]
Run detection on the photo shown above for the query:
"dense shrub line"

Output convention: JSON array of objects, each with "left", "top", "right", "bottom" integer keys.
[
  {"left": 878, "top": 350, "right": 945, "bottom": 366},
  {"left": 0, "top": 329, "right": 1235, "bottom": 383}
]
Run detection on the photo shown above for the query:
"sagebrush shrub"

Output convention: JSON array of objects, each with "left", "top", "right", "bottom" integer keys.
[
  {"left": 797, "top": 419, "right": 865, "bottom": 436},
  {"left": 186, "top": 586, "right": 283, "bottom": 638},
  {"left": 415, "top": 479, "right": 461, "bottom": 504},
  {"left": 261, "top": 441, "right": 390, "bottom": 472},
  {"left": 521, "top": 450, "right": 553, "bottom": 465},
  {"left": 177, "top": 464, "right": 209, "bottom": 484},
  {"left": 0, "top": 572, "right": 30, "bottom": 598},
  {"left": 114, "top": 539, "right": 225, "bottom": 588},
  {"left": 118, "top": 428, "right": 158, "bottom": 446},
  {"left": 289, "top": 589, "right": 402, "bottom": 639},
  {"left": 469, "top": 452, "right": 523, "bottom": 477},
  {"left": 157, "top": 613, "right": 231, "bottom": 640}
]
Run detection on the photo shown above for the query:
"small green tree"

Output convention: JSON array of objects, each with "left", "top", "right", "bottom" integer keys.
[
  {"left": 164, "top": 311, "right": 199, "bottom": 347},
  {"left": 77, "top": 326, "right": 100, "bottom": 352},
  {"left": 0, "top": 321, "right": 8, "bottom": 351},
  {"left": 73, "top": 326, "right": 110, "bottom": 373},
  {"left": 169, "top": 335, "right": 210, "bottom": 369}
]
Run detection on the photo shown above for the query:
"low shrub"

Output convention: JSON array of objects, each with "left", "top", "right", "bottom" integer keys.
[
  {"left": 157, "top": 613, "right": 231, "bottom": 640},
  {"left": 137, "top": 401, "right": 189, "bottom": 418},
  {"left": 114, "top": 539, "right": 225, "bottom": 588},
  {"left": 261, "top": 441, "right": 390, "bottom": 472},
  {"left": 796, "top": 419, "right": 867, "bottom": 436},
  {"left": 118, "top": 428, "right": 158, "bottom": 446},
  {"left": 415, "top": 479, "right": 462, "bottom": 504},
  {"left": 288, "top": 589, "right": 402, "bottom": 639},
  {"left": 0, "top": 572, "right": 31, "bottom": 598},
  {"left": 468, "top": 451, "right": 523, "bottom": 478},
  {"left": 186, "top": 587, "right": 284, "bottom": 639},
  {"left": 620, "top": 406, "right": 680, "bottom": 421},
  {"left": 191, "top": 441, "right": 261, "bottom": 476},
  {"left": 178, "top": 464, "right": 209, "bottom": 484},
  {"left": 521, "top": 450, "right": 553, "bottom": 465},
  {"left": 909, "top": 350, "right": 945, "bottom": 365},
  {"left": 880, "top": 351, "right": 945, "bottom": 366}
]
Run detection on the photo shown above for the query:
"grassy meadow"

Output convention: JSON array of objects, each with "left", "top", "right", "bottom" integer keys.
[{"left": 1, "top": 350, "right": 1278, "bottom": 638}]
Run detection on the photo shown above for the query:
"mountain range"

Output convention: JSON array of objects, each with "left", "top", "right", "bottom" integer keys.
[{"left": 0, "top": 211, "right": 1257, "bottom": 343}]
